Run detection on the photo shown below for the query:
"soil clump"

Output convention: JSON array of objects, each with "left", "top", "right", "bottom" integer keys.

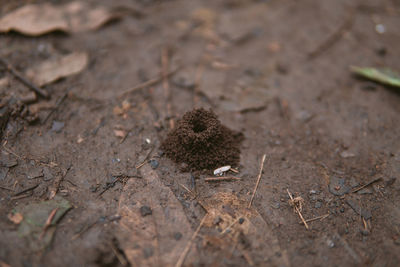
[{"left": 161, "top": 108, "right": 243, "bottom": 171}]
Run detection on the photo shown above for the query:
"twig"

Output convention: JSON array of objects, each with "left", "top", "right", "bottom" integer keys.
[
  {"left": 230, "top": 168, "right": 239, "bottom": 173},
  {"left": 111, "top": 242, "right": 128, "bottom": 266},
  {"left": 205, "top": 176, "right": 241, "bottom": 182},
  {"left": 13, "top": 184, "right": 39, "bottom": 196},
  {"left": 175, "top": 214, "right": 207, "bottom": 267},
  {"left": 287, "top": 189, "right": 309, "bottom": 229},
  {"left": 135, "top": 146, "right": 154, "bottom": 169},
  {"left": 71, "top": 220, "right": 98, "bottom": 240},
  {"left": 10, "top": 193, "right": 32, "bottom": 200},
  {"left": 118, "top": 67, "right": 180, "bottom": 97},
  {"left": 248, "top": 154, "right": 267, "bottom": 208},
  {"left": 0, "top": 58, "right": 49, "bottom": 98},
  {"left": 220, "top": 216, "right": 242, "bottom": 235},
  {"left": 43, "top": 89, "right": 70, "bottom": 124},
  {"left": 308, "top": 9, "right": 354, "bottom": 59},
  {"left": 40, "top": 208, "right": 59, "bottom": 239},
  {"left": 351, "top": 177, "right": 382, "bottom": 193},
  {"left": 162, "top": 47, "right": 174, "bottom": 129},
  {"left": 299, "top": 213, "right": 329, "bottom": 224},
  {"left": 0, "top": 186, "right": 13, "bottom": 191}
]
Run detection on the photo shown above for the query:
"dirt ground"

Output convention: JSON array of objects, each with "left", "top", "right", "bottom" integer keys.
[{"left": 1, "top": 0, "right": 400, "bottom": 266}]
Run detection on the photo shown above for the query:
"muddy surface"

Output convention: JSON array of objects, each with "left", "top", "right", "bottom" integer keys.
[{"left": 1, "top": 0, "right": 400, "bottom": 266}]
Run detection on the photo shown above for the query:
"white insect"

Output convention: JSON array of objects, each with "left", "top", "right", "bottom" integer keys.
[{"left": 213, "top": 165, "right": 231, "bottom": 176}]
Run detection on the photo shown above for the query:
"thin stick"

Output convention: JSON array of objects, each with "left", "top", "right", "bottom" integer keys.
[
  {"left": 162, "top": 48, "right": 174, "bottom": 129},
  {"left": 205, "top": 176, "right": 241, "bottom": 182},
  {"left": 230, "top": 168, "right": 239, "bottom": 173},
  {"left": 71, "top": 220, "right": 97, "bottom": 240},
  {"left": 0, "top": 58, "right": 49, "bottom": 98},
  {"left": 175, "top": 214, "right": 207, "bottom": 267},
  {"left": 135, "top": 146, "right": 154, "bottom": 169},
  {"left": 248, "top": 154, "right": 267, "bottom": 208},
  {"left": 43, "top": 89, "right": 70, "bottom": 124},
  {"left": 0, "top": 186, "right": 13, "bottom": 191},
  {"left": 179, "top": 183, "right": 194, "bottom": 195},
  {"left": 118, "top": 67, "right": 180, "bottom": 97},
  {"left": 220, "top": 216, "right": 241, "bottom": 235},
  {"left": 40, "top": 208, "right": 59, "bottom": 239},
  {"left": 13, "top": 184, "right": 39, "bottom": 196},
  {"left": 308, "top": 9, "right": 354, "bottom": 59},
  {"left": 351, "top": 177, "right": 382, "bottom": 193},
  {"left": 299, "top": 213, "right": 329, "bottom": 224},
  {"left": 111, "top": 242, "right": 128, "bottom": 266},
  {"left": 287, "top": 189, "right": 309, "bottom": 229}
]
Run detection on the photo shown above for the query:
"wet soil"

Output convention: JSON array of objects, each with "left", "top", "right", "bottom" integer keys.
[{"left": 1, "top": 0, "right": 400, "bottom": 266}]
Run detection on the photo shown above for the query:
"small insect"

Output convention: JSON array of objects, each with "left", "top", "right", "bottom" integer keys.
[{"left": 213, "top": 165, "right": 231, "bottom": 176}]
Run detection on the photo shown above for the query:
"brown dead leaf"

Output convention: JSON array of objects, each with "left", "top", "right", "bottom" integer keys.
[
  {"left": 116, "top": 164, "right": 198, "bottom": 267},
  {"left": 200, "top": 192, "right": 290, "bottom": 266},
  {"left": 7, "top": 212, "right": 23, "bottom": 224},
  {"left": 26, "top": 52, "right": 88, "bottom": 87},
  {"left": 0, "top": 2, "right": 119, "bottom": 36}
]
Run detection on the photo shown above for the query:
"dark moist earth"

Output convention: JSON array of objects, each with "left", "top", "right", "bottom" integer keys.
[
  {"left": 1, "top": 0, "right": 400, "bottom": 266},
  {"left": 161, "top": 108, "right": 242, "bottom": 171}
]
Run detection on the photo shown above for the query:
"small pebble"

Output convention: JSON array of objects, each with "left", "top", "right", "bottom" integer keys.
[
  {"left": 174, "top": 232, "right": 183, "bottom": 240},
  {"left": 140, "top": 205, "right": 152, "bottom": 216},
  {"left": 149, "top": 159, "right": 159, "bottom": 169},
  {"left": 326, "top": 239, "right": 335, "bottom": 248}
]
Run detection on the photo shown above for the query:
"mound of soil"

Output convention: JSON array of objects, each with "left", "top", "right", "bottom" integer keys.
[{"left": 161, "top": 108, "right": 243, "bottom": 171}]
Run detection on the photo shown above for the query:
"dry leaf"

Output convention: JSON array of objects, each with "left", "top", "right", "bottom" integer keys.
[
  {"left": 7, "top": 212, "right": 23, "bottom": 224},
  {"left": 116, "top": 165, "right": 198, "bottom": 266},
  {"left": 200, "top": 192, "right": 290, "bottom": 266},
  {"left": 0, "top": 2, "right": 118, "bottom": 36},
  {"left": 26, "top": 52, "right": 88, "bottom": 87}
]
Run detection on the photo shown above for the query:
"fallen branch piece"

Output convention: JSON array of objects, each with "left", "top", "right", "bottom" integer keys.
[
  {"left": 299, "top": 213, "right": 329, "bottom": 224},
  {"left": 13, "top": 184, "right": 39, "bottom": 196},
  {"left": 175, "top": 214, "right": 207, "bottom": 267},
  {"left": 351, "top": 177, "right": 382, "bottom": 193},
  {"left": 0, "top": 58, "right": 49, "bottom": 98},
  {"left": 248, "top": 154, "right": 267, "bottom": 208},
  {"left": 287, "top": 189, "right": 309, "bottom": 229},
  {"left": 205, "top": 176, "right": 241, "bottom": 182},
  {"left": 308, "top": 9, "right": 354, "bottom": 59},
  {"left": 119, "top": 67, "right": 180, "bottom": 97}
]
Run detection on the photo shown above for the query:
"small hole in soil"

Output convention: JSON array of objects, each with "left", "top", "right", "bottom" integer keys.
[{"left": 192, "top": 120, "right": 207, "bottom": 133}]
